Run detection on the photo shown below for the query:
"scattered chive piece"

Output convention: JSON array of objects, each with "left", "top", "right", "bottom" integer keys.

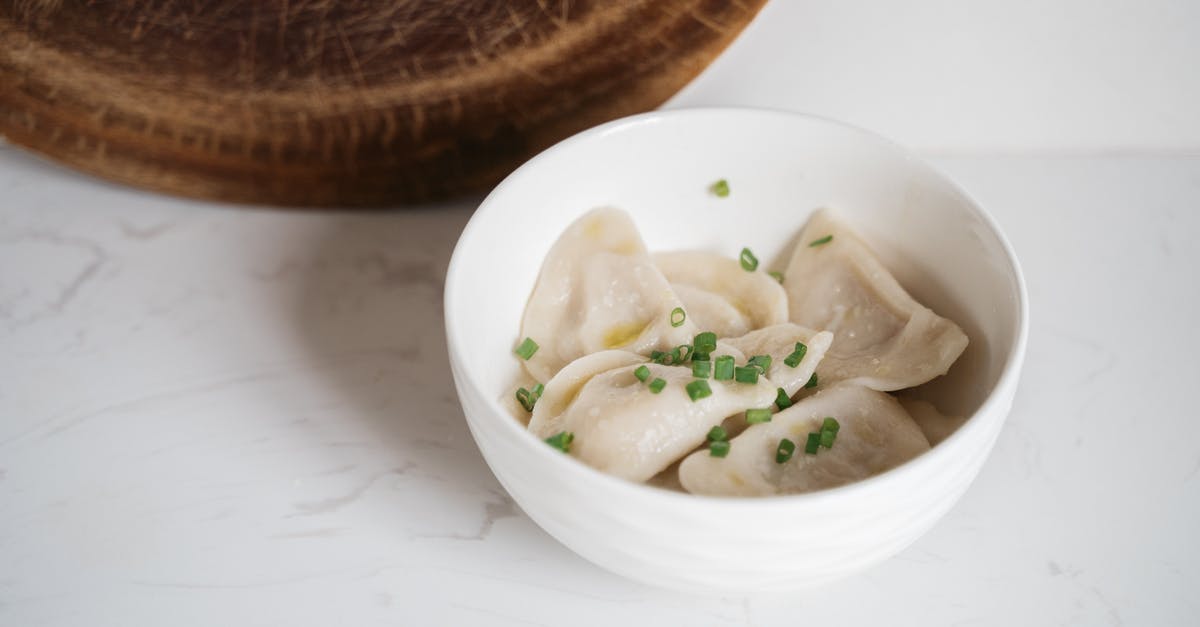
[
  {"left": 707, "top": 425, "right": 728, "bottom": 442},
  {"left": 768, "top": 270, "right": 784, "bottom": 283},
  {"left": 820, "top": 429, "right": 836, "bottom": 449},
  {"left": 776, "top": 438, "right": 796, "bottom": 464},
  {"left": 634, "top": 365, "right": 651, "bottom": 382},
  {"left": 739, "top": 247, "right": 759, "bottom": 271},
  {"left": 709, "top": 440, "right": 730, "bottom": 457},
  {"left": 545, "top": 431, "right": 574, "bottom": 452},
  {"left": 692, "top": 351, "right": 711, "bottom": 362},
  {"left": 648, "top": 378, "right": 667, "bottom": 394},
  {"left": 713, "top": 355, "right": 735, "bottom": 380},
  {"left": 808, "top": 234, "right": 834, "bottom": 247},
  {"left": 692, "top": 359, "right": 712, "bottom": 379},
  {"left": 747, "top": 354, "right": 772, "bottom": 374},
  {"left": 686, "top": 379, "right": 712, "bottom": 401},
  {"left": 734, "top": 365, "right": 759, "bottom": 384},
  {"left": 650, "top": 350, "right": 672, "bottom": 365},
  {"left": 516, "top": 387, "right": 536, "bottom": 412},
  {"left": 805, "top": 372, "right": 819, "bottom": 389},
  {"left": 746, "top": 408, "right": 772, "bottom": 424},
  {"left": 514, "top": 337, "right": 539, "bottom": 360},
  {"left": 822, "top": 417, "right": 841, "bottom": 434},
  {"left": 710, "top": 179, "right": 730, "bottom": 197},
  {"left": 670, "top": 307, "right": 686, "bottom": 327},
  {"left": 531, "top": 383, "right": 544, "bottom": 396},
  {"left": 673, "top": 344, "right": 694, "bottom": 364},
  {"left": 693, "top": 332, "right": 717, "bottom": 355},
  {"left": 783, "top": 342, "right": 808, "bottom": 368},
  {"left": 774, "top": 387, "right": 793, "bottom": 410},
  {"left": 805, "top": 432, "right": 821, "bottom": 455}
]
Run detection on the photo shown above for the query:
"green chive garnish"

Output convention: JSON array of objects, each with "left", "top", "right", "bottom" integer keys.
[
  {"left": 545, "top": 431, "right": 574, "bottom": 452},
  {"left": 634, "top": 365, "right": 651, "bottom": 382},
  {"left": 774, "top": 387, "right": 792, "bottom": 410},
  {"left": 673, "top": 344, "right": 693, "bottom": 364},
  {"left": 650, "top": 350, "right": 671, "bottom": 365},
  {"left": 692, "top": 359, "right": 712, "bottom": 379},
  {"left": 709, "top": 440, "right": 730, "bottom": 457},
  {"left": 515, "top": 337, "right": 539, "bottom": 360},
  {"left": 670, "top": 307, "right": 686, "bottom": 327},
  {"left": 710, "top": 179, "right": 730, "bottom": 197},
  {"left": 745, "top": 408, "right": 772, "bottom": 424},
  {"left": 531, "top": 383, "right": 544, "bottom": 397},
  {"left": 820, "top": 429, "right": 835, "bottom": 448},
  {"left": 648, "top": 378, "right": 667, "bottom": 394},
  {"left": 805, "top": 432, "right": 821, "bottom": 455},
  {"left": 693, "top": 332, "right": 717, "bottom": 355},
  {"left": 783, "top": 342, "right": 808, "bottom": 368},
  {"left": 808, "top": 234, "right": 833, "bottom": 247},
  {"left": 747, "top": 354, "right": 772, "bottom": 374},
  {"left": 516, "top": 387, "right": 536, "bottom": 412},
  {"left": 822, "top": 417, "right": 840, "bottom": 434},
  {"left": 686, "top": 379, "right": 712, "bottom": 401},
  {"left": 768, "top": 271, "right": 784, "bottom": 283},
  {"left": 707, "top": 425, "right": 728, "bottom": 442},
  {"left": 713, "top": 355, "right": 735, "bottom": 380},
  {"left": 776, "top": 438, "right": 796, "bottom": 463},
  {"left": 805, "top": 372, "right": 819, "bottom": 388},
  {"left": 734, "top": 366, "right": 759, "bottom": 384},
  {"left": 739, "top": 247, "right": 759, "bottom": 271}
]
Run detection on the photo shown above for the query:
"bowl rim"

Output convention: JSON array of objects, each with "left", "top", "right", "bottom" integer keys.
[{"left": 444, "top": 106, "right": 1029, "bottom": 509}]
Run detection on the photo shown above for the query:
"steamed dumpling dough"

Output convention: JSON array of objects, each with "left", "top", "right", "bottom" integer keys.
[
  {"left": 678, "top": 384, "right": 931, "bottom": 496},
  {"left": 529, "top": 350, "right": 778, "bottom": 483},
  {"left": 783, "top": 209, "right": 968, "bottom": 391},
  {"left": 520, "top": 208, "right": 696, "bottom": 382},
  {"left": 722, "top": 323, "right": 834, "bottom": 398},
  {"left": 898, "top": 398, "right": 967, "bottom": 446},
  {"left": 654, "top": 251, "right": 789, "bottom": 338}
]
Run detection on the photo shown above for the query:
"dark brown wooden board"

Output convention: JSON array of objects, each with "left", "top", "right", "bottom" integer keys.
[{"left": 0, "top": 0, "right": 765, "bottom": 207}]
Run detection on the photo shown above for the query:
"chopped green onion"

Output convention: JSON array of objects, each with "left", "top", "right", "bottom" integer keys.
[
  {"left": 514, "top": 337, "right": 539, "bottom": 360},
  {"left": 820, "top": 429, "right": 836, "bottom": 449},
  {"left": 805, "top": 432, "right": 821, "bottom": 455},
  {"left": 650, "top": 350, "right": 672, "bottom": 365},
  {"left": 783, "top": 342, "right": 808, "bottom": 368},
  {"left": 686, "top": 379, "right": 712, "bottom": 401},
  {"left": 634, "top": 365, "right": 651, "bottom": 382},
  {"left": 670, "top": 307, "right": 686, "bottom": 327},
  {"left": 545, "top": 431, "right": 574, "bottom": 452},
  {"left": 707, "top": 425, "right": 728, "bottom": 442},
  {"left": 692, "top": 359, "right": 712, "bottom": 378},
  {"left": 673, "top": 344, "right": 694, "bottom": 364},
  {"left": 648, "top": 378, "right": 667, "bottom": 394},
  {"left": 734, "top": 366, "right": 759, "bottom": 384},
  {"left": 710, "top": 179, "right": 730, "bottom": 197},
  {"left": 691, "top": 351, "right": 711, "bottom": 362},
  {"left": 745, "top": 408, "right": 772, "bottom": 424},
  {"left": 693, "top": 332, "right": 717, "bottom": 355},
  {"left": 516, "top": 387, "right": 536, "bottom": 412},
  {"left": 768, "top": 270, "right": 784, "bottom": 283},
  {"left": 709, "top": 440, "right": 730, "bottom": 457},
  {"left": 739, "top": 247, "right": 759, "bottom": 271},
  {"left": 805, "top": 372, "right": 819, "bottom": 389},
  {"left": 747, "top": 354, "right": 772, "bottom": 374},
  {"left": 714, "top": 355, "right": 735, "bottom": 380},
  {"left": 822, "top": 417, "right": 840, "bottom": 434},
  {"left": 776, "top": 438, "right": 796, "bottom": 463},
  {"left": 774, "top": 387, "right": 793, "bottom": 410},
  {"left": 808, "top": 234, "right": 834, "bottom": 247}
]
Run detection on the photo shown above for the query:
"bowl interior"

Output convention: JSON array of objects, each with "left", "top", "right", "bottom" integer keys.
[{"left": 447, "top": 108, "right": 1023, "bottom": 448}]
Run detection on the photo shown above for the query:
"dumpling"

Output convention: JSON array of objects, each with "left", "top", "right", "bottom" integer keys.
[
  {"left": 782, "top": 209, "right": 968, "bottom": 391},
  {"left": 722, "top": 323, "right": 834, "bottom": 398},
  {"left": 898, "top": 397, "right": 967, "bottom": 446},
  {"left": 520, "top": 208, "right": 697, "bottom": 382},
  {"left": 654, "top": 251, "right": 788, "bottom": 338},
  {"left": 678, "top": 384, "right": 931, "bottom": 496},
  {"left": 529, "top": 350, "right": 778, "bottom": 483}
]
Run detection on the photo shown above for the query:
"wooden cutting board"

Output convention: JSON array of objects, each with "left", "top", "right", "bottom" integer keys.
[{"left": 0, "top": 1, "right": 765, "bottom": 207}]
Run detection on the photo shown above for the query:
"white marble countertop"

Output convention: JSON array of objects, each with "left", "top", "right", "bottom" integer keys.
[{"left": 2, "top": 145, "right": 1198, "bottom": 625}]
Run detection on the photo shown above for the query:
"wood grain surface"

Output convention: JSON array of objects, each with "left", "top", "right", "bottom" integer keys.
[{"left": 0, "top": 0, "right": 765, "bottom": 207}]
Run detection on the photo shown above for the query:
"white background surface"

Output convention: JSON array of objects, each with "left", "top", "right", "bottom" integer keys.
[{"left": 3, "top": 1, "right": 1199, "bottom": 625}]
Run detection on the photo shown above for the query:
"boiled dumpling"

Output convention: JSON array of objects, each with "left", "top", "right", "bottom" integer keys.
[
  {"left": 529, "top": 350, "right": 778, "bottom": 483},
  {"left": 678, "top": 384, "right": 931, "bottom": 496},
  {"left": 783, "top": 209, "right": 968, "bottom": 391},
  {"left": 520, "top": 208, "right": 696, "bottom": 382},
  {"left": 654, "top": 251, "right": 789, "bottom": 338},
  {"left": 898, "top": 397, "right": 967, "bottom": 446},
  {"left": 722, "top": 323, "right": 834, "bottom": 398}
]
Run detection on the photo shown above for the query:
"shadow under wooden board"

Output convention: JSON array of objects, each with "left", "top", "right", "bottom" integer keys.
[{"left": 0, "top": 1, "right": 766, "bottom": 208}]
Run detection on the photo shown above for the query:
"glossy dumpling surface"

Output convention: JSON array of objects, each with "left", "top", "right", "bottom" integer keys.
[
  {"left": 783, "top": 209, "right": 968, "bottom": 391},
  {"left": 654, "top": 251, "right": 788, "bottom": 339},
  {"left": 678, "top": 384, "right": 931, "bottom": 496},
  {"left": 528, "top": 350, "right": 778, "bottom": 483},
  {"left": 520, "top": 208, "right": 696, "bottom": 382},
  {"left": 722, "top": 323, "right": 833, "bottom": 398}
]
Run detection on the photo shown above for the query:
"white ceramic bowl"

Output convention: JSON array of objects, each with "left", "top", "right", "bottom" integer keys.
[{"left": 444, "top": 108, "right": 1027, "bottom": 592}]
